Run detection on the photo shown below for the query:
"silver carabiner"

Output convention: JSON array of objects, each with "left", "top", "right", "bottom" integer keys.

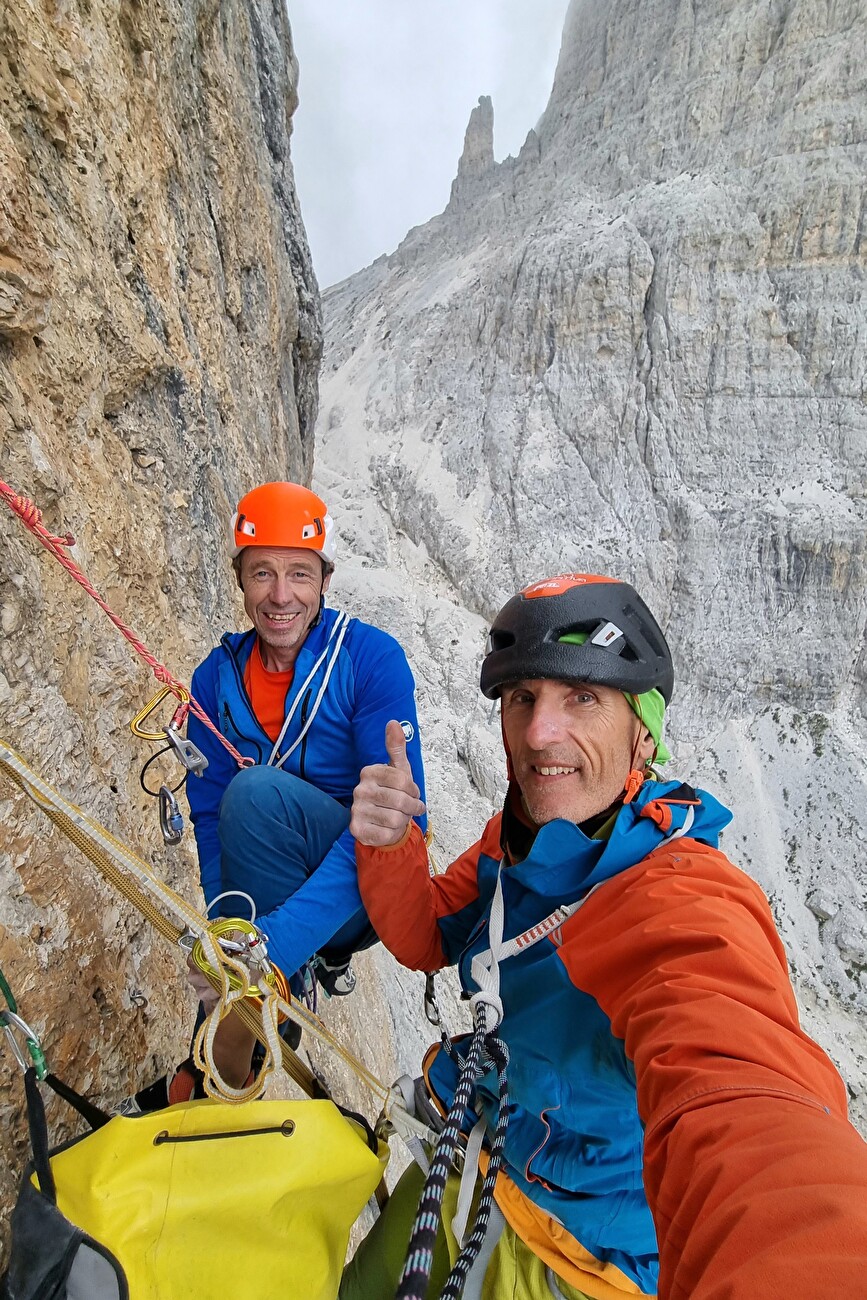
[
  {"left": 158, "top": 784, "right": 184, "bottom": 845},
  {"left": 1, "top": 1009, "right": 48, "bottom": 1079},
  {"left": 424, "top": 972, "right": 442, "bottom": 1027}
]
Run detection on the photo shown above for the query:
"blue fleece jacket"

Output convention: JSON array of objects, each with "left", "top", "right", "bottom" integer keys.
[{"left": 186, "top": 608, "right": 426, "bottom": 975}]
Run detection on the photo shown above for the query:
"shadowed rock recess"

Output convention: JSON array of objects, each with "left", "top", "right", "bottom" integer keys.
[
  {"left": 0, "top": 1, "right": 319, "bottom": 1228},
  {"left": 317, "top": 0, "right": 867, "bottom": 1135}
]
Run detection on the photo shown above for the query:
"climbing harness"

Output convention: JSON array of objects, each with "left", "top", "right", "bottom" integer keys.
[{"left": 397, "top": 866, "right": 608, "bottom": 1300}]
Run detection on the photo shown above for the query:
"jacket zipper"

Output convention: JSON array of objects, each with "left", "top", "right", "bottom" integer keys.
[
  {"left": 221, "top": 631, "right": 267, "bottom": 761},
  {"left": 222, "top": 700, "right": 264, "bottom": 765}
]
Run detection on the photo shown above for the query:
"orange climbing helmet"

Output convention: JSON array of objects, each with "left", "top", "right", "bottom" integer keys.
[{"left": 230, "top": 482, "right": 336, "bottom": 569}]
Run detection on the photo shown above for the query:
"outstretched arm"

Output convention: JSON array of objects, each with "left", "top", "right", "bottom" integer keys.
[{"left": 562, "top": 843, "right": 867, "bottom": 1299}]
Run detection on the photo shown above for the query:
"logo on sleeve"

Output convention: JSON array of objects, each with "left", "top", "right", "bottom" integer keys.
[{"left": 400, "top": 721, "right": 415, "bottom": 743}]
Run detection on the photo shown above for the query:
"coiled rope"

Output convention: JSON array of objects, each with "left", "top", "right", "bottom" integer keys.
[{"left": 0, "top": 740, "right": 391, "bottom": 1108}]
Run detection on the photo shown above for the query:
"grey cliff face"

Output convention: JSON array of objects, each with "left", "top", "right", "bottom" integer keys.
[
  {"left": 0, "top": 0, "right": 320, "bottom": 1222},
  {"left": 317, "top": 0, "right": 867, "bottom": 1125}
]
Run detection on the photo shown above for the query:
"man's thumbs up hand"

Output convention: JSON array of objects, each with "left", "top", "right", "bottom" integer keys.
[
  {"left": 351, "top": 721, "right": 426, "bottom": 847},
  {"left": 384, "top": 718, "right": 413, "bottom": 773}
]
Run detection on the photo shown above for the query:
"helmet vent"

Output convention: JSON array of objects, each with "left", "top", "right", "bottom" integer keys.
[{"left": 490, "top": 630, "right": 516, "bottom": 652}]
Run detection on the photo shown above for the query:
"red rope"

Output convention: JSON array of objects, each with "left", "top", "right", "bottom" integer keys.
[{"left": 1, "top": 479, "right": 253, "bottom": 769}]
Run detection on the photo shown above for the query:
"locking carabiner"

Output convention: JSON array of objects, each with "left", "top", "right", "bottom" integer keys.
[{"left": 158, "top": 784, "right": 184, "bottom": 845}]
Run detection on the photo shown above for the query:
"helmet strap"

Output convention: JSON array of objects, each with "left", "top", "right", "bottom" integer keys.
[
  {"left": 623, "top": 712, "right": 649, "bottom": 804},
  {"left": 623, "top": 768, "right": 645, "bottom": 804}
]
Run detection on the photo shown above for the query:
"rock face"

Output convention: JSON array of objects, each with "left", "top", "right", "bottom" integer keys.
[
  {"left": 0, "top": 0, "right": 319, "bottom": 1228},
  {"left": 317, "top": 0, "right": 867, "bottom": 1129}
]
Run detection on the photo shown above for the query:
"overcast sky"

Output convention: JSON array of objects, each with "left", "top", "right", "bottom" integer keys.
[{"left": 288, "top": 1, "right": 571, "bottom": 289}]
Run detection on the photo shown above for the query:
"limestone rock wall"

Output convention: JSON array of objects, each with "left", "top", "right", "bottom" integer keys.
[
  {"left": 317, "top": 0, "right": 867, "bottom": 1129},
  {"left": 0, "top": 0, "right": 319, "bottom": 1230}
]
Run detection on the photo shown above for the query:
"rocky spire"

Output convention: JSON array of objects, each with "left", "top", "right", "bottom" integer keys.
[{"left": 448, "top": 95, "right": 495, "bottom": 208}]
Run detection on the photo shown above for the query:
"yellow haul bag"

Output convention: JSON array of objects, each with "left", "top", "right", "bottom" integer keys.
[{"left": 4, "top": 1071, "right": 387, "bottom": 1300}]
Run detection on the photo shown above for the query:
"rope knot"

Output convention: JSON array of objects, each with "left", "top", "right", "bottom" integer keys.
[
  {"left": 6, "top": 490, "right": 75, "bottom": 547},
  {"left": 469, "top": 989, "right": 504, "bottom": 1031}
]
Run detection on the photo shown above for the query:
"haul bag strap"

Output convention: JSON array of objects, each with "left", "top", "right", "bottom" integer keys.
[
  {"left": 24, "top": 1067, "right": 112, "bottom": 1205},
  {"left": 24, "top": 1066, "right": 56, "bottom": 1205},
  {"left": 44, "top": 1072, "right": 112, "bottom": 1130}
]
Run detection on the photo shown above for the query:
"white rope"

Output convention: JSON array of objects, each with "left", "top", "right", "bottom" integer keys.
[
  {"left": 205, "top": 890, "right": 257, "bottom": 921},
  {"left": 267, "top": 612, "right": 351, "bottom": 768}
]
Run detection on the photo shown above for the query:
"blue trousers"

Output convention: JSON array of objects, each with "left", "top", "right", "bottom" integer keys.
[{"left": 217, "top": 764, "right": 376, "bottom": 979}]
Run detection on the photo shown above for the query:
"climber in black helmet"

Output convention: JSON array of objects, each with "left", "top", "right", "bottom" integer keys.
[{"left": 345, "top": 572, "right": 867, "bottom": 1300}]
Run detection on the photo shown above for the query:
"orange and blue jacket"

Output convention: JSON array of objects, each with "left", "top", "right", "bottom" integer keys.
[{"left": 356, "top": 779, "right": 867, "bottom": 1299}]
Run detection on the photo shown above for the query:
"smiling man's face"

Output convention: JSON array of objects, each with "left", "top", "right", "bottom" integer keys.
[
  {"left": 500, "top": 678, "right": 653, "bottom": 826},
  {"left": 239, "top": 547, "right": 330, "bottom": 671}
]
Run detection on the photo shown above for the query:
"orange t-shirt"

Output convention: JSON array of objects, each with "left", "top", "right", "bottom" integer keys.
[{"left": 244, "top": 638, "right": 294, "bottom": 742}]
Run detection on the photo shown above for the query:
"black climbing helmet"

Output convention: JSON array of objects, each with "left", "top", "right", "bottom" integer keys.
[{"left": 480, "top": 573, "right": 674, "bottom": 703}]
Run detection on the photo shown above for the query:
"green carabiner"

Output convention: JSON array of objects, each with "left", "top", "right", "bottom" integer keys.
[
  {"left": 0, "top": 965, "right": 48, "bottom": 1080},
  {"left": 0, "top": 966, "right": 18, "bottom": 1014}
]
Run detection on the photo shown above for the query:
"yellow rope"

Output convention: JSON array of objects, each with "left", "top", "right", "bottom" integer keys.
[{"left": 0, "top": 740, "right": 391, "bottom": 1107}]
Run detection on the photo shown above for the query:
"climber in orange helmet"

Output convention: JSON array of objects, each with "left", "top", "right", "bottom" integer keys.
[{"left": 126, "top": 481, "right": 427, "bottom": 1110}]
